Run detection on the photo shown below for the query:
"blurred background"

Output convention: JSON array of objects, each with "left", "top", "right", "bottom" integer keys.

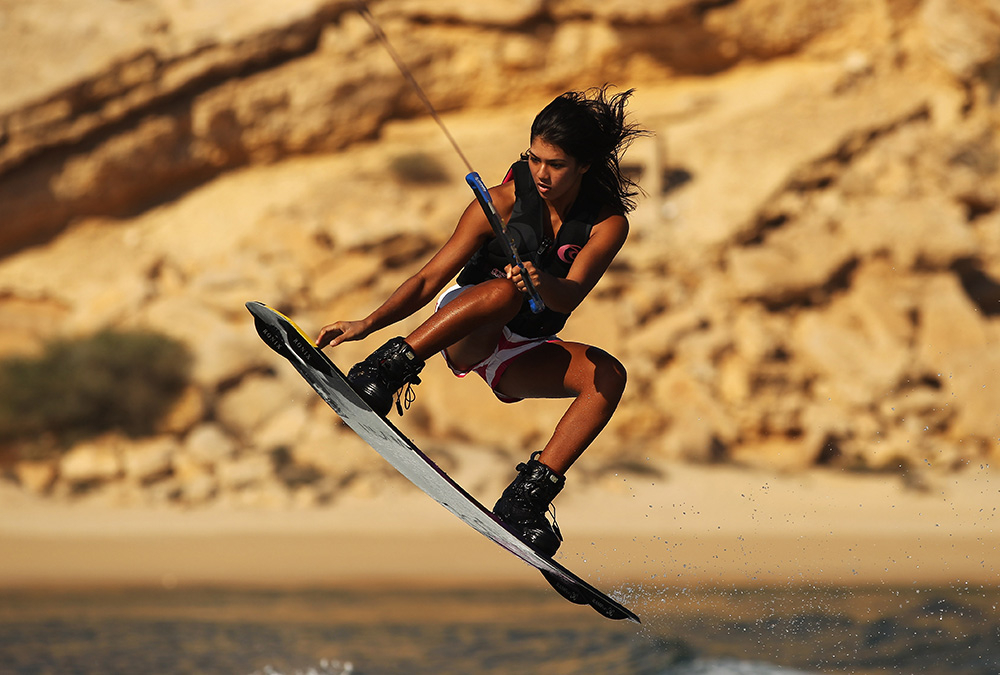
[{"left": 1, "top": 0, "right": 998, "bottom": 673}]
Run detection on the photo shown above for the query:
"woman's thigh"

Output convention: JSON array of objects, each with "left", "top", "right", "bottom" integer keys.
[
  {"left": 435, "top": 282, "right": 519, "bottom": 372},
  {"left": 495, "top": 340, "right": 623, "bottom": 400}
]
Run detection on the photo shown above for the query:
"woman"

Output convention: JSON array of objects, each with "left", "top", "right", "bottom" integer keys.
[{"left": 316, "top": 86, "right": 646, "bottom": 556}]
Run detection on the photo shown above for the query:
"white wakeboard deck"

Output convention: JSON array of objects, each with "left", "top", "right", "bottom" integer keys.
[{"left": 246, "top": 301, "right": 639, "bottom": 623}]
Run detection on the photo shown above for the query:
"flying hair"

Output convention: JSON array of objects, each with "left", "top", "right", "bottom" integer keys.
[{"left": 530, "top": 86, "right": 649, "bottom": 214}]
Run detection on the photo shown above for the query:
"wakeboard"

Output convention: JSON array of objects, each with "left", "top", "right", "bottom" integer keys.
[{"left": 246, "top": 301, "right": 639, "bottom": 623}]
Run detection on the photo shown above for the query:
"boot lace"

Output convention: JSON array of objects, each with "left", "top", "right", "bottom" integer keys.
[
  {"left": 548, "top": 503, "right": 563, "bottom": 543},
  {"left": 394, "top": 382, "right": 417, "bottom": 416}
]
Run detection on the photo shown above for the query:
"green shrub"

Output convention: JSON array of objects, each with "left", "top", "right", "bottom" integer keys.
[{"left": 0, "top": 329, "right": 192, "bottom": 455}]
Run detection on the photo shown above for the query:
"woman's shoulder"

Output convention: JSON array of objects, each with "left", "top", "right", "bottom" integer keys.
[
  {"left": 592, "top": 201, "right": 628, "bottom": 227},
  {"left": 489, "top": 178, "right": 518, "bottom": 215},
  {"left": 589, "top": 206, "right": 629, "bottom": 243}
]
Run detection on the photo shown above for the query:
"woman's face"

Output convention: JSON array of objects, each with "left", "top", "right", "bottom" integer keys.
[{"left": 526, "top": 138, "right": 589, "bottom": 205}]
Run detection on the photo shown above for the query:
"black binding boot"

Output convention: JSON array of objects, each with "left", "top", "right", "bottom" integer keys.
[
  {"left": 493, "top": 452, "right": 565, "bottom": 557},
  {"left": 347, "top": 337, "right": 425, "bottom": 416}
]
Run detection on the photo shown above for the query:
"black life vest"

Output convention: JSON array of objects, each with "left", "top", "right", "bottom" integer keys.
[{"left": 456, "top": 159, "right": 601, "bottom": 337}]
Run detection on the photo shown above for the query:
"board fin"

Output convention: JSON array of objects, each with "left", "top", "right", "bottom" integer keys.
[
  {"left": 541, "top": 570, "right": 589, "bottom": 604},
  {"left": 542, "top": 570, "right": 639, "bottom": 622}
]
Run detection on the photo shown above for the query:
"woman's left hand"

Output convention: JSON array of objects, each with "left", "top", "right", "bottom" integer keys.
[{"left": 505, "top": 261, "right": 542, "bottom": 295}]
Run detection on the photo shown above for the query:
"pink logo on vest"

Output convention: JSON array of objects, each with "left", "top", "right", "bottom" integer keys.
[{"left": 557, "top": 244, "right": 582, "bottom": 263}]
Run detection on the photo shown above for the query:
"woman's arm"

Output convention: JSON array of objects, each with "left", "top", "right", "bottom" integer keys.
[
  {"left": 507, "top": 211, "right": 629, "bottom": 315},
  {"left": 316, "top": 182, "right": 516, "bottom": 348}
]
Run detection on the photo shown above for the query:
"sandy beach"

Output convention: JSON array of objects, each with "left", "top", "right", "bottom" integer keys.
[{"left": 3, "top": 462, "right": 997, "bottom": 591}]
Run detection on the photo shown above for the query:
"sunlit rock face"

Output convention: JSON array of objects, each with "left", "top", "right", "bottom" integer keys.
[{"left": 1, "top": 0, "right": 998, "bottom": 505}]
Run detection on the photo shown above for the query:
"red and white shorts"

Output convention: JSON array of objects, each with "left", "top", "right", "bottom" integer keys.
[{"left": 435, "top": 284, "right": 560, "bottom": 403}]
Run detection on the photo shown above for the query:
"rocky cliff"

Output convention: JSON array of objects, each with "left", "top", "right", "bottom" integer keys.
[{"left": 1, "top": 0, "right": 998, "bottom": 506}]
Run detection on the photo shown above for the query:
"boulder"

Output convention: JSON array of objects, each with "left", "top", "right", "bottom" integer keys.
[
  {"left": 255, "top": 404, "right": 312, "bottom": 452},
  {"left": 59, "top": 436, "right": 123, "bottom": 486},
  {"left": 122, "top": 436, "right": 178, "bottom": 485},
  {"left": 215, "top": 373, "right": 297, "bottom": 436},
  {"left": 182, "top": 423, "right": 239, "bottom": 467},
  {"left": 216, "top": 453, "right": 275, "bottom": 491},
  {"left": 13, "top": 460, "right": 58, "bottom": 495},
  {"left": 177, "top": 473, "right": 219, "bottom": 506},
  {"left": 158, "top": 385, "right": 207, "bottom": 436},
  {"left": 293, "top": 414, "right": 384, "bottom": 479}
]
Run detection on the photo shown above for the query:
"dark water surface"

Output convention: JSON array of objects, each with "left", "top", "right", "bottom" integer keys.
[{"left": 1, "top": 583, "right": 997, "bottom": 674}]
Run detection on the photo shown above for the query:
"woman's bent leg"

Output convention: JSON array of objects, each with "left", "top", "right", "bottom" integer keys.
[
  {"left": 496, "top": 341, "right": 627, "bottom": 474},
  {"left": 406, "top": 278, "right": 523, "bottom": 370},
  {"left": 490, "top": 341, "right": 626, "bottom": 555}
]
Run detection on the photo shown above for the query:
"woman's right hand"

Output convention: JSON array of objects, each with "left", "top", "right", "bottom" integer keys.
[{"left": 316, "top": 319, "right": 371, "bottom": 349}]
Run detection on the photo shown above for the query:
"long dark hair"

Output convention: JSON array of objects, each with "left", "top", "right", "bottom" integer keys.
[{"left": 530, "top": 86, "right": 648, "bottom": 214}]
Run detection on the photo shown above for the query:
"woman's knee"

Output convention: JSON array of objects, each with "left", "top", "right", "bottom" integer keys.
[
  {"left": 476, "top": 279, "right": 520, "bottom": 305},
  {"left": 479, "top": 278, "right": 523, "bottom": 315},
  {"left": 587, "top": 348, "right": 627, "bottom": 403}
]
